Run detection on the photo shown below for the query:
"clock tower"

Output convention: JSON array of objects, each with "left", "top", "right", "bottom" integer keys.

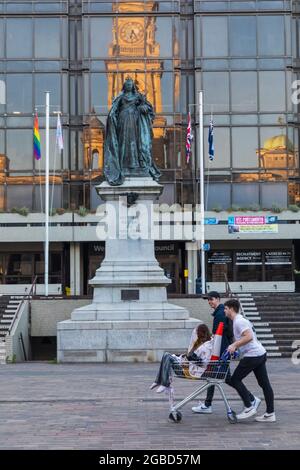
[{"left": 106, "top": 1, "right": 166, "bottom": 139}]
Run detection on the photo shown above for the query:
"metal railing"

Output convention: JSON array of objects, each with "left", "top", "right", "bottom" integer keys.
[
  {"left": 224, "top": 273, "right": 233, "bottom": 298},
  {"left": 6, "top": 275, "right": 37, "bottom": 336}
]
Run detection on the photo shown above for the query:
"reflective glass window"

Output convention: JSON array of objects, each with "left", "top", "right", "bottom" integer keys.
[
  {"left": 204, "top": 127, "right": 230, "bottom": 168},
  {"left": 7, "top": 130, "right": 33, "bottom": 170},
  {"left": 35, "top": 19, "right": 61, "bottom": 58},
  {"left": 91, "top": 73, "right": 109, "bottom": 113},
  {"left": 6, "top": 185, "right": 33, "bottom": 210},
  {"left": 0, "top": 76, "right": 5, "bottom": 112},
  {"left": 202, "top": 17, "right": 228, "bottom": 57},
  {"left": 232, "top": 183, "right": 259, "bottom": 206},
  {"left": 90, "top": 18, "right": 114, "bottom": 58},
  {"left": 258, "top": 16, "right": 285, "bottom": 56},
  {"left": 232, "top": 127, "right": 259, "bottom": 168},
  {"left": 35, "top": 74, "right": 61, "bottom": 110},
  {"left": 231, "top": 72, "right": 257, "bottom": 112},
  {"left": 0, "top": 19, "right": 4, "bottom": 58},
  {"left": 205, "top": 183, "right": 231, "bottom": 210},
  {"left": 229, "top": 16, "right": 256, "bottom": 56},
  {"left": 7, "top": 74, "right": 33, "bottom": 113},
  {"left": 155, "top": 17, "right": 173, "bottom": 57},
  {"left": 259, "top": 71, "right": 286, "bottom": 112},
  {"left": 202, "top": 72, "right": 229, "bottom": 112},
  {"left": 261, "top": 182, "right": 288, "bottom": 208},
  {"left": 6, "top": 19, "right": 33, "bottom": 58}
]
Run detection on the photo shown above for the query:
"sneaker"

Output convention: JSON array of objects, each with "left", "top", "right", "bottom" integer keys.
[
  {"left": 251, "top": 396, "right": 262, "bottom": 411},
  {"left": 156, "top": 385, "right": 168, "bottom": 393},
  {"left": 255, "top": 412, "right": 276, "bottom": 423},
  {"left": 149, "top": 382, "right": 158, "bottom": 390},
  {"left": 236, "top": 406, "right": 257, "bottom": 420},
  {"left": 192, "top": 402, "right": 212, "bottom": 414}
]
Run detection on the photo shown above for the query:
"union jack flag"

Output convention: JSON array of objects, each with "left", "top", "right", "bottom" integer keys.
[{"left": 186, "top": 111, "right": 193, "bottom": 163}]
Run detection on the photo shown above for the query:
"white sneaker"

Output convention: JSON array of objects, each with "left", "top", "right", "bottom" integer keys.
[
  {"left": 255, "top": 412, "right": 276, "bottom": 423},
  {"left": 237, "top": 406, "right": 257, "bottom": 420},
  {"left": 156, "top": 385, "right": 167, "bottom": 393},
  {"left": 192, "top": 402, "right": 212, "bottom": 414},
  {"left": 251, "top": 396, "right": 262, "bottom": 411}
]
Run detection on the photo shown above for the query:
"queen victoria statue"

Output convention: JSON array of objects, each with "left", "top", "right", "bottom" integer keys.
[{"left": 104, "top": 78, "right": 161, "bottom": 186}]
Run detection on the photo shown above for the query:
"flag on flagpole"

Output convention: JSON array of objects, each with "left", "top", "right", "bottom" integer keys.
[
  {"left": 186, "top": 111, "right": 193, "bottom": 163},
  {"left": 56, "top": 113, "right": 64, "bottom": 151},
  {"left": 33, "top": 112, "right": 41, "bottom": 161},
  {"left": 208, "top": 118, "right": 214, "bottom": 161}
]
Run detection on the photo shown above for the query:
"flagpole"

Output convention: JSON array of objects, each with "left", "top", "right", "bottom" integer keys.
[
  {"left": 45, "top": 92, "right": 50, "bottom": 297},
  {"left": 199, "top": 90, "right": 206, "bottom": 295}
]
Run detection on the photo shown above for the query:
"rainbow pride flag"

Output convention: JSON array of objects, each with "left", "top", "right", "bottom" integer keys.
[{"left": 34, "top": 112, "right": 41, "bottom": 161}]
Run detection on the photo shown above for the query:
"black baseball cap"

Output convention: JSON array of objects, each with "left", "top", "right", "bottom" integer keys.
[{"left": 207, "top": 291, "right": 220, "bottom": 300}]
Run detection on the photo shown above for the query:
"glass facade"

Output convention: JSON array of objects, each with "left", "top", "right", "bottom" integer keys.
[{"left": 0, "top": 0, "right": 299, "bottom": 212}]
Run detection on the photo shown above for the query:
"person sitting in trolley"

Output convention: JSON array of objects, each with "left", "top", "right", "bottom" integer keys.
[{"left": 150, "top": 324, "right": 213, "bottom": 393}]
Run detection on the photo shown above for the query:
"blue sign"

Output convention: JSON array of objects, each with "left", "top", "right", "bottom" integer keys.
[
  {"left": 228, "top": 216, "right": 235, "bottom": 225},
  {"left": 266, "top": 216, "right": 278, "bottom": 224},
  {"left": 205, "top": 218, "right": 218, "bottom": 225},
  {"left": 202, "top": 243, "right": 211, "bottom": 251}
]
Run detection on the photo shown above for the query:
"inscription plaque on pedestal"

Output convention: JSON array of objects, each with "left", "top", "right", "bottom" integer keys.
[{"left": 121, "top": 289, "right": 139, "bottom": 301}]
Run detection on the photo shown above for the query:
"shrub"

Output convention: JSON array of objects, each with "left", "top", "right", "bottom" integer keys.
[
  {"left": 56, "top": 208, "right": 66, "bottom": 215},
  {"left": 77, "top": 206, "right": 88, "bottom": 217},
  {"left": 271, "top": 204, "right": 284, "bottom": 213},
  {"left": 11, "top": 207, "right": 29, "bottom": 216},
  {"left": 288, "top": 204, "right": 300, "bottom": 213},
  {"left": 211, "top": 204, "right": 222, "bottom": 212},
  {"left": 249, "top": 203, "right": 260, "bottom": 212}
]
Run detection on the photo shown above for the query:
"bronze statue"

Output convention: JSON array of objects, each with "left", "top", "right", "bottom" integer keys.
[{"left": 104, "top": 78, "right": 161, "bottom": 186}]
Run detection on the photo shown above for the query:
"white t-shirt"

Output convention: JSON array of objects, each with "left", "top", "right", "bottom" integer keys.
[{"left": 233, "top": 314, "right": 266, "bottom": 357}]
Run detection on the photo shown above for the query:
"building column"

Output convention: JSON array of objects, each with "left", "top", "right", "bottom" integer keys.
[
  {"left": 185, "top": 242, "right": 198, "bottom": 294},
  {"left": 70, "top": 242, "right": 81, "bottom": 295}
]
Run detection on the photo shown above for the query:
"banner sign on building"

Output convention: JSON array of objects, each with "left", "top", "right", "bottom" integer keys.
[
  {"left": 236, "top": 251, "right": 262, "bottom": 265},
  {"left": 228, "top": 215, "right": 278, "bottom": 234},
  {"left": 265, "top": 250, "right": 292, "bottom": 265},
  {"left": 208, "top": 252, "right": 232, "bottom": 264}
]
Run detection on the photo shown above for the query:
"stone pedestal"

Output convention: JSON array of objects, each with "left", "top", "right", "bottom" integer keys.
[{"left": 57, "top": 177, "right": 199, "bottom": 362}]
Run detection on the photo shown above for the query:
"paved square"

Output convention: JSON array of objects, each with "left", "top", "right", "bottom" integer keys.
[{"left": 0, "top": 359, "right": 299, "bottom": 449}]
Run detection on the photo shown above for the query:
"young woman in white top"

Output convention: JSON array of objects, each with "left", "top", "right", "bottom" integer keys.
[
  {"left": 150, "top": 324, "right": 213, "bottom": 393},
  {"left": 224, "top": 299, "right": 275, "bottom": 423}
]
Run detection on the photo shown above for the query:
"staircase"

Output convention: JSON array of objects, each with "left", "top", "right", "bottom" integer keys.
[
  {"left": 252, "top": 293, "right": 300, "bottom": 358},
  {"left": 0, "top": 295, "right": 23, "bottom": 364},
  {"left": 237, "top": 293, "right": 300, "bottom": 358},
  {"left": 237, "top": 293, "right": 281, "bottom": 357}
]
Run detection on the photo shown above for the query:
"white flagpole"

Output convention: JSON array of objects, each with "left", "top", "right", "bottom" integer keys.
[
  {"left": 199, "top": 91, "right": 206, "bottom": 295},
  {"left": 45, "top": 92, "right": 50, "bottom": 297}
]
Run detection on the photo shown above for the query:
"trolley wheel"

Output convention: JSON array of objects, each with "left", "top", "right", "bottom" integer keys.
[
  {"left": 169, "top": 411, "right": 182, "bottom": 423},
  {"left": 227, "top": 410, "right": 237, "bottom": 424}
]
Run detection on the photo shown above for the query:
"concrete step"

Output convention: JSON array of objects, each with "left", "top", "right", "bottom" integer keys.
[
  {"left": 267, "top": 352, "right": 282, "bottom": 357},
  {"left": 2, "top": 315, "right": 14, "bottom": 319},
  {"left": 264, "top": 345, "right": 279, "bottom": 350},
  {"left": 0, "top": 319, "right": 12, "bottom": 324},
  {"left": 259, "top": 339, "right": 277, "bottom": 344},
  {"left": 257, "top": 333, "right": 274, "bottom": 338},
  {"left": 254, "top": 328, "right": 272, "bottom": 333}
]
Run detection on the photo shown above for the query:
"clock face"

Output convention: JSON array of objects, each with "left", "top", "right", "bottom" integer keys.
[{"left": 120, "top": 22, "right": 144, "bottom": 44}]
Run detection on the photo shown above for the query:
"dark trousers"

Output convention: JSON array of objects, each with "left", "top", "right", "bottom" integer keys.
[
  {"left": 205, "top": 369, "right": 254, "bottom": 407},
  {"left": 155, "top": 352, "right": 184, "bottom": 387},
  {"left": 226, "top": 353, "right": 274, "bottom": 413}
]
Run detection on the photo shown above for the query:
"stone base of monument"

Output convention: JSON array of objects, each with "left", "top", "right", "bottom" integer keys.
[{"left": 57, "top": 178, "right": 200, "bottom": 362}]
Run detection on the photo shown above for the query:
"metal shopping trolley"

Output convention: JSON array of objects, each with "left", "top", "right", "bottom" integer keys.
[{"left": 168, "top": 358, "right": 237, "bottom": 424}]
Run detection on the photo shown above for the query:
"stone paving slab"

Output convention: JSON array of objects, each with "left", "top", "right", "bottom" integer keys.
[{"left": 0, "top": 359, "right": 299, "bottom": 450}]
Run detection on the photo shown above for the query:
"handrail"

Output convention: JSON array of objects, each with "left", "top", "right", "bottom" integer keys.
[
  {"left": 224, "top": 273, "right": 233, "bottom": 298},
  {"left": 19, "top": 332, "right": 27, "bottom": 361},
  {"left": 6, "top": 275, "right": 38, "bottom": 336}
]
